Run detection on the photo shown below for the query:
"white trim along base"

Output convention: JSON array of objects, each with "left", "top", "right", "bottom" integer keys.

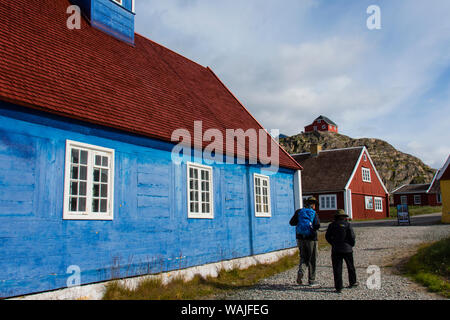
[{"left": 10, "top": 248, "right": 298, "bottom": 300}]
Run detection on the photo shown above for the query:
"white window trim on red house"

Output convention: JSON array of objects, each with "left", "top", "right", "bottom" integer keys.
[
  {"left": 362, "top": 167, "right": 371, "bottom": 182},
  {"left": 414, "top": 195, "right": 422, "bottom": 205},
  {"left": 374, "top": 197, "right": 383, "bottom": 212},
  {"left": 319, "top": 194, "right": 337, "bottom": 211},
  {"left": 365, "top": 196, "right": 374, "bottom": 210}
]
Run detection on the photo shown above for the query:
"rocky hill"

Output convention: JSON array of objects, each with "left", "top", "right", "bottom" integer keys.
[{"left": 279, "top": 131, "right": 436, "bottom": 192}]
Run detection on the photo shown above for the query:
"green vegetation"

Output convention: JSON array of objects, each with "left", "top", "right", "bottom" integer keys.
[
  {"left": 103, "top": 233, "right": 329, "bottom": 300},
  {"left": 402, "top": 237, "right": 450, "bottom": 298},
  {"left": 389, "top": 205, "right": 442, "bottom": 218}
]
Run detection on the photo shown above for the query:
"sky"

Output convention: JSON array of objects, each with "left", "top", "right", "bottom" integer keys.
[{"left": 134, "top": 0, "right": 450, "bottom": 169}]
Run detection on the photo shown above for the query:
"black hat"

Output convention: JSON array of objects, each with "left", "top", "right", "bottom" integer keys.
[
  {"left": 335, "top": 209, "right": 349, "bottom": 218},
  {"left": 305, "top": 196, "right": 319, "bottom": 205}
]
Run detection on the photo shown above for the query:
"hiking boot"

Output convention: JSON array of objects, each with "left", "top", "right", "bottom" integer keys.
[
  {"left": 347, "top": 282, "right": 359, "bottom": 288},
  {"left": 296, "top": 274, "right": 303, "bottom": 285},
  {"left": 308, "top": 281, "right": 320, "bottom": 288},
  {"left": 336, "top": 289, "right": 342, "bottom": 294}
]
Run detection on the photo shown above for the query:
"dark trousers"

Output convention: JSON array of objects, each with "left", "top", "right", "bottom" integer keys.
[
  {"left": 331, "top": 251, "right": 357, "bottom": 290},
  {"left": 297, "top": 239, "right": 317, "bottom": 282}
]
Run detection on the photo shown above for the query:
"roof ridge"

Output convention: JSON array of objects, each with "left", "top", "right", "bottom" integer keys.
[{"left": 135, "top": 32, "right": 207, "bottom": 70}]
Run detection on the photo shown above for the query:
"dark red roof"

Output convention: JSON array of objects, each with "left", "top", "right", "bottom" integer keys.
[
  {"left": 392, "top": 184, "right": 431, "bottom": 194},
  {"left": 0, "top": 0, "right": 301, "bottom": 171},
  {"left": 292, "top": 147, "right": 363, "bottom": 192}
]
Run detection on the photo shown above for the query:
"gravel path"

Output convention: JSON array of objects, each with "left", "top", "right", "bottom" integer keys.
[{"left": 223, "top": 222, "right": 450, "bottom": 300}]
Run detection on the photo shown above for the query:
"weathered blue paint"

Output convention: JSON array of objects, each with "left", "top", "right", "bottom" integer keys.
[
  {"left": 71, "top": 0, "right": 135, "bottom": 45},
  {"left": 0, "top": 102, "right": 297, "bottom": 298}
]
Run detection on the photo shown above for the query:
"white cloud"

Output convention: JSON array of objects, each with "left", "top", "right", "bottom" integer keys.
[{"left": 135, "top": 0, "right": 450, "bottom": 168}]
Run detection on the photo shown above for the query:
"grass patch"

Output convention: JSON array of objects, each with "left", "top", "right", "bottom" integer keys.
[
  {"left": 103, "top": 233, "right": 329, "bottom": 300},
  {"left": 389, "top": 205, "right": 442, "bottom": 218},
  {"left": 402, "top": 237, "right": 450, "bottom": 298}
]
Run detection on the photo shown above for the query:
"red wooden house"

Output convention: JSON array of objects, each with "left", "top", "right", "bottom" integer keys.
[
  {"left": 304, "top": 115, "right": 338, "bottom": 133},
  {"left": 392, "top": 172, "right": 442, "bottom": 207},
  {"left": 292, "top": 145, "right": 389, "bottom": 221}
]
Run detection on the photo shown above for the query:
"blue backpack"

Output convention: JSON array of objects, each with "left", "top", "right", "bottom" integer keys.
[{"left": 296, "top": 208, "right": 316, "bottom": 237}]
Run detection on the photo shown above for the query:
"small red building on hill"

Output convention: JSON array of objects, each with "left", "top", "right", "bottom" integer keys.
[
  {"left": 304, "top": 115, "right": 338, "bottom": 133},
  {"left": 292, "top": 145, "right": 389, "bottom": 221}
]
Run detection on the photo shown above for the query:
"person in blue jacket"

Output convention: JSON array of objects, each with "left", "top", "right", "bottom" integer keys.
[{"left": 290, "top": 196, "right": 321, "bottom": 286}]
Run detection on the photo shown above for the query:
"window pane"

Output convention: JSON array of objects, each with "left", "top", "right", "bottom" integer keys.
[
  {"left": 101, "top": 169, "right": 108, "bottom": 183},
  {"left": 78, "top": 197, "right": 86, "bottom": 212},
  {"left": 70, "top": 197, "right": 77, "bottom": 211},
  {"left": 93, "top": 169, "right": 100, "bottom": 182},
  {"left": 95, "top": 155, "right": 102, "bottom": 166},
  {"left": 101, "top": 184, "right": 108, "bottom": 198},
  {"left": 79, "top": 182, "right": 87, "bottom": 196},
  {"left": 93, "top": 184, "right": 99, "bottom": 197},
  {"left": 71, "top": 149, "right": 79, "bottom": 164},
  {"left": 102, "top": 156, "right": 108, "bottom": 167},
  {"left": 100, "top": 199, "right": 107, "bottom": 213},
  {"left": 71, "top": 166, "right": 79, "bottom": 180},
  {"left": 80, "top": 150, "right": 88, "bottom": 165},
  {"left": 92, "top": 199, "right": 99, "bottom": 213},
  {"left": 70, "top": 181, "right": 78, "bottom": 195},
  {"left": 79, "top": 166, "right": 87, "bottom": 181}
]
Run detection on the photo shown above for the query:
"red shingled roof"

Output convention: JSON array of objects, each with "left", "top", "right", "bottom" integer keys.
[{"left": 0, "top": 0, "right": 301, "bottom": 171}]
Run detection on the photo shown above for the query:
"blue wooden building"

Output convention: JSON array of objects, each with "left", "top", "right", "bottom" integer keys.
[{"left": 0, "top": 0, "right": 303, "bottom": 298}]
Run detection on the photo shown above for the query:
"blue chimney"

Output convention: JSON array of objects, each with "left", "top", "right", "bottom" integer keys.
[{"left": 72, "top": 0, "right": 136, "bottom": 45}]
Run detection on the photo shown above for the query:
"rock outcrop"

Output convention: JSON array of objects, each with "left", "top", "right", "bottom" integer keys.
[{"left": 279, "top": 131, "right": 436, "bottom": 192}]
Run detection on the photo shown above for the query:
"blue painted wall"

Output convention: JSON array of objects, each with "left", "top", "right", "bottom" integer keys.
[
  {"left": 0, "top": 102, "right": 297, "bottom": 298},
  {"left": 71, "top": 0, "right": 135, "bottom": 45}
]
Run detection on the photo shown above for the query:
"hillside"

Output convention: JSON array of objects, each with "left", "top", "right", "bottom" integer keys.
[{"left": 279, "top": 131, "right": 436, "bottom": 192}]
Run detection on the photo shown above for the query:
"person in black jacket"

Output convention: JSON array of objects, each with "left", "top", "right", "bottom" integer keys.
[
  {"left": 325, "top": 209, "right": 358, "bottom": 293},
  {"left": 289, "top": 197, "right": 321, "bottom": 286}
]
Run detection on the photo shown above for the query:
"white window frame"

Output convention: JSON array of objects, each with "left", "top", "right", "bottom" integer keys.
[
  {"left": 362, "top": 167, "right": 371, "bottom": 182},
  {"left": 365, "top": 196, "right": 374, "bottom": 210},
  {"left": 400, "top": 195, "right": 408, "bottom": 205},
  {"left": 414, "top": 195, "right": 422, "bottom": 205},
  {"left": 187, "top": 162, "right": 214, "bottom": 219},
  {"left": 63, "top": 140, "right": 115, "bottom": 220},
  {"left": 112, "top": 0, "right": 123, "bottom": 5},
  {"left": 374, "top": 197, "right": 383, "bottom": 212},
  {"left": 322, "top": 125, "right": 326, "bottom": 129},
  {"left": 319, "top": 194, "right": 337, "bottom": 211},
  {"left": 254, "top": 174, "right": 272, "bottom": 217}
]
